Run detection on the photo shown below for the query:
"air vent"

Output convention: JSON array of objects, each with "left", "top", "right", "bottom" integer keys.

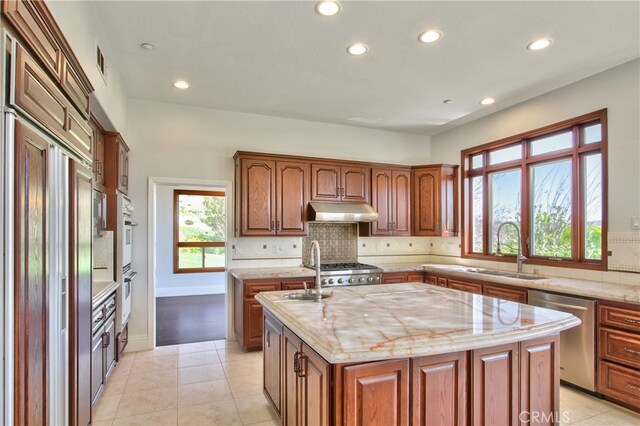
[{"left": 96, "top": 44, "right": 106, "bottom": 77}]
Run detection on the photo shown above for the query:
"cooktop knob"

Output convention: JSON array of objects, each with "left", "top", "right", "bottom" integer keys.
[
  {"left": 321, "top": 279, "right": 327, "bottom": 285},
  {"left": 348, "top": 278, "right": 355, "bottom": 283},
  {"left": 374, "top": 276, "right": 380, "bottom": 281},
  {"left": 337, "top": 278, "right": 344, "bottom": 284},
  {"left": 359, "top": 277, "right": 365, "bottom": 283},
  {"left": 368, "top": 277, "right": 374, "bottom": 282},
  {"left": 328, "top": 279, "right": 334, "bottom": 284}
]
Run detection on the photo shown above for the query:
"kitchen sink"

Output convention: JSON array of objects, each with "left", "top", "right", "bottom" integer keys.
[
  {"left": 464, "top": 268, "right": 544, "bottom": 281},
  {"left": 283, "top": 292, "right": 331, "bottom": 301}
]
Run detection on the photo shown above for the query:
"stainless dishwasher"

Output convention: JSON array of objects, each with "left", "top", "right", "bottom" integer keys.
[{"left": 528, "top": 290, "right": 597, "bottom": 392}]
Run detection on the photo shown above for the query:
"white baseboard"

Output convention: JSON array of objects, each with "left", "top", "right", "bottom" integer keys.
[{"left": 123, "top": 334, "right": 151, "bottom": 353}]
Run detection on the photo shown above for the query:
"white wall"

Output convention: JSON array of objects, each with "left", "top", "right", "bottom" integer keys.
[
  {"left": 126, "top": 99, "right": 430, "bottom": 348},
  {"left": 47, "top": 0, "right": 129, "bottom": 135},
  {"left": 155, "top": 185, "right": 225, "bottom": 297},
  {"left": 430, "top": 59, "right": 640, "bottom": 232}
]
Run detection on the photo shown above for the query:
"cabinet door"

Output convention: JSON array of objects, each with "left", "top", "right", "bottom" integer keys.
[
  {"left": 95, "top": 127, "right": 105, "bottom": 186},
  {"left": 104, "top": 315, "right": 117, "bottom": 378},
  {"left": 343, "top": 359, "right": 410, "bottom": 426},
  {"left": 276, "top": 161, "right": 309, "bottom": 236},
  {"left": 520, "top": 336, "right": 560, "bottom": 425},
  {"left": 283, "top": 329, "right": 303, "bottom": 426},
  {"left": 471, "top": 343, "right": 519, "bottom": 426},
  {"left": 483, "top": 284, "right": 527, "bottom": 303},
  {"left": 13, "top": 119, "right": 49, "bottom": 426},
  {"left": 263, "top": 311, "right": 283, "bottom": 414},
  {"left": 13, "top": 44, "right": 68, "bottom": 143},
  {"left": 598, "top": 360, "right": 640, "bottom": 408},
  {"left": 245, "top": 300, "right": 265, "bottom": 349},
  {"left": 425, "top": 276, "right": 437, "bottom": 286},
  {"left": 412, "top": 352, "right": 467, "bottom": 426},
  {"left": 412, "top": 168, "right": 440, "bottom": 236},
  {"left": 118, "top": 142, "right": 129, "bottom": 194},
  {"left": 341, "top": 164, "right": 369, "bottom": 203},
  {"left": 441, "top": 166, "right": 458, "bottom": 237},
  {"left": 371, "top": 168, "right": 392, "bottom": 235},
  {"left": 449, "top": 279, "right": 482, "bottom": 295},
  {"left": 311, "top": 163, "right": 340, "bottom": 202},
  {"left": 241, "top": 158, "right": 277, "bottom": 235},
  {"left": 67, "top": 107, "right": 93, "bottom": 162},
  {"left": 301, "top": 343, "right": 330, "bottom": 426},
  {"left": 407, "top": 273, "right": 424, "bottom": 283},
  {"left": 437, "top": 277, "right": 449, "bottom": 288},
  {"left": 392, "top": 170, "right": 411, "bottom": 236},
  {"left": 382, "top": 273, "right": 409, "bottom": 284},
  {"left": 69, "top": 161, "right": 93, "bottom": 426},
  {"left": 90, "top": 330, "right": 104, "bottom": 404},
  {"left": 61, "top": 57, "right": 90, "bottom": 118}
]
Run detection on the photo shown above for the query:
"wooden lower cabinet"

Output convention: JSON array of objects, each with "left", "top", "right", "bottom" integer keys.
[
  {"left": 471, "top": 343, "right": 519, "bottom": 426},
  {"left": 281, "top": 328, "right": 330, "bottom": 426},
  {"left": 412, "top": 352, "right": 467, "bottom": 426},
  {"left": 382, "top": 272, "right": 424, "bottom": 284},
  {"left": 343, "top": 359, "right": 409, "bottom": 426},
  {"left": 234, "top": 278, "right": 281, "bottom": 351},
  {"left": 449, "top": 279, "right": 482, "bottom": 295},
  {"left": 483, "top": 283, "right": 528, "bottom": 303},
  {"left": 265, "top": 311, "right": 561, "bottom": 426}
]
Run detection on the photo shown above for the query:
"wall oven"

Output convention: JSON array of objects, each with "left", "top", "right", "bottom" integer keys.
[{"left": 116, "top": 194, "right": 136, "bottom": 354}]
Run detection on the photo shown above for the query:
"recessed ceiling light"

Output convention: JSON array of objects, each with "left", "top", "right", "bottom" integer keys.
[
  {"left": 418, "top": 30, "right": 442, "bottom": 43},
  {"left": 315, "top": 1, "right": 341, "bottom": 16},
  {"left": 527, "top": 38, "right": 552, "bottom": 51},
  {"left": 347, "top": 43, "right": 368, "bottom": 56},
  {"left": 173, "top": 80, "right": 189, "bottom": 89},
  {"left": 140, "top": 42, "right": 155, "bottom": 50},
  {"left": 480, "top": 97, "right": 495, "bottom": 105}
]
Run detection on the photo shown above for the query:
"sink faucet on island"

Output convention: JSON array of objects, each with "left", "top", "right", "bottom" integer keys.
[{"left": 257, "top": 283, "right": 580, "bottom": 425}]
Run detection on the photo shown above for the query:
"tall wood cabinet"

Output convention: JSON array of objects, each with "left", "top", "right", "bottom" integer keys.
[
  {"left": 311, "top": 162, "right": 370, "bottom": 203},
  {"left": 371, "top": 167, "right": 411, "bottom": 235},
  {"left": 234, "top": 153, "right": 310, "bottom": 237},
  {"left": 104, "top": 132, "right": 129, "bottom": 196},
  {"left": 412, "top": 165, "right": 458, "bottom": 236}
]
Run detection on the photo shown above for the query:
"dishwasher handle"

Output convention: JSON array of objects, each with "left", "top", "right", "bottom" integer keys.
[{"left": 541, "top": 300, "right": 589, "bottom": 311}]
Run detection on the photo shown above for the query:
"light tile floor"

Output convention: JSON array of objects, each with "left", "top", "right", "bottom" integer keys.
[{"left": 95, "top": 339, "right": 639, "bottom": 425}]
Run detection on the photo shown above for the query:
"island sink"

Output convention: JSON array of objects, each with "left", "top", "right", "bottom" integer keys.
[{"left": 257, "top": 283, "right": 579, "bottom": 426}]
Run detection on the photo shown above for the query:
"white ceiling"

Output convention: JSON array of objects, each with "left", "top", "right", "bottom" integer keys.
[{"left": 97, "top": 1, "right": 639, "bottom": 135}]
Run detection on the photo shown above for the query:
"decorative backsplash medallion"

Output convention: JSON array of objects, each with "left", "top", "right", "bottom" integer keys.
[{"left": 302, "top": 223, "right": 358, "bottom": 265}]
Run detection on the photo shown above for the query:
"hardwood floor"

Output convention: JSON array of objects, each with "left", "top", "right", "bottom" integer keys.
[{"left": 156, "top": 294, "right": 226, "bottom": 346}]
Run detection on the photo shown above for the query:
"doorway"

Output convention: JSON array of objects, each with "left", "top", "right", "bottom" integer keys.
[{"left": 148, "top": 178, "right": 232, "bottom": 348}]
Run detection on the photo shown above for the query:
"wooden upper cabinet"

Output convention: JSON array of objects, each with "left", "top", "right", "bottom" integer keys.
[
  {"left": 104, "top": 132, "right": 130, "bottom": 195},
  {"left": 311, "top": 162, "right": 370, "bottom": 203},
  {"left": 276, "top": 161, "right": 310, "bottom": 235},
  {"left": 61, "top": 57, "right": 90, "bottom": 118},
  {"left": 3, "top": 0, "right": 62, "bottom": 78},
  {"left": 240, "top": 158, "right": 277, "bottom": 236},
  {"left": 236, "top": 154, "right": 309, "bottom": 237},
  {"left": 66, "top": 106, "right": 93, "bottom": 161},
  {"left": 412, "top": 165, "right": 458, "bottom": 237},
  {"left": 91, "top": 118, "right": 106, "bottom": 188},
  {"left": 370, "top": 167, "right": 411, "bottom": 236}
]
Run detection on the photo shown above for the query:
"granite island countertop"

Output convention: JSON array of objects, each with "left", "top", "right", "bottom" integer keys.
[{"left": 256, "top": 283, "right": 580, "bottom": 364}]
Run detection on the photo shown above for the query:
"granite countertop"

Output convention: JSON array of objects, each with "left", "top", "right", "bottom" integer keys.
[
  {"left": 92, "top": 280, "right": 119, "bottom": 306},
  {"left": 230, "top": 266, "right": 315, "bottom": 280},
  {"left": 375, "top": 262, "right": 426, "bottom": 273},
  {"left": 423, "top": 264, "right": 640, "bottom": 305},
  {"left": 256, "top": 283, "right": 580, "bottom": 363}
]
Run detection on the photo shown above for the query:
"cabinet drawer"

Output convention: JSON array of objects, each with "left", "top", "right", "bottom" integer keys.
[
  {"left": 281, "top": 281, "right": 314, "bottom": 291},
  {"left": 483, "top": 284, "right": 527, "bottom": 303},
  {"left": 104, "top": 295, "right": 117, "bottom": 318},
  {"left": 61, "top": 58, "right": 90, "bottom": 118},
  {"left": 600, "top": 327, "right": 640, "bottom": 369},
  {"left": 449, "top": 280, "right": 482, "bottom": 295},
  {"left": 600, "top": 303, "right": 640, "bottom": 333},
  {"left": 245, "top": 282, "right": 280, "bottom": 298},
  {"left": 67, "top": 107, "right": 93, "bottom": 161},
  {"left": 598, "top": 360, "right": 640, "bottom": 408},
  {"left": 92, "top": 307, "right": 105, "bottom": 336},
  {"left": 13, "top": 44, "right": 67, "bottom": 141},
  {"left": 407, "top": 273, "right": 424, "bottom": 283}
]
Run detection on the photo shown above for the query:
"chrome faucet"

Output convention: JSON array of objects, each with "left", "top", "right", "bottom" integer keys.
[
  {"left": 496, "top": 221, "right": 527, "bottom": 273},
  {"left": 309, "top": 240, "right": 323, "bottom": 302}
]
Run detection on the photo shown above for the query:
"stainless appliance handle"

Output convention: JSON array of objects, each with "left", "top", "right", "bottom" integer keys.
[
  {"left": 542, "top": 301, "right": 588, "bottom": 311},
  {"left": 124, "top": 272, "right": 138, "bottom": 282}
]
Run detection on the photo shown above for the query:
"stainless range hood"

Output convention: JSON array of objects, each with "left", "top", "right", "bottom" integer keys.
[{"left": 309, "top": 201, "right": 379, "bottom": 223}]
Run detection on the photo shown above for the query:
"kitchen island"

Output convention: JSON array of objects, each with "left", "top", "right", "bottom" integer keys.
[{"left": 256, "top": 283, "right": 581, "bottom": 425}]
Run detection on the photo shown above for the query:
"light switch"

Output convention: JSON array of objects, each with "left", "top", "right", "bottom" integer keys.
[{"left": 633, "top": 216, "right": 640, "bottom": 230}]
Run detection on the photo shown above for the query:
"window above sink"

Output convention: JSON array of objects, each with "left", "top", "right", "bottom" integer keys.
[{"left": 461, "top": 109, "right": 607, "bottom": 270}]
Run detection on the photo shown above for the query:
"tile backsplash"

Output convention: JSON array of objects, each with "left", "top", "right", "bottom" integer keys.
[
  {"left": 93, "top": 231, "right": 114, "bottom": 281},
  {"left": 302, "top": 223, "right": 358, "bottom": 265},
  {"left": 608, "top": 232, "right": 640, "bottom": 273}
]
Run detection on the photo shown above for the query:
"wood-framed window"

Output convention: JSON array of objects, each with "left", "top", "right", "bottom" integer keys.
[
  {"left": 461, "top": 109, "right": 607, "bottom": 270},
  {"left": 174, "top": 189, "right": 226, "bottom": 273}
]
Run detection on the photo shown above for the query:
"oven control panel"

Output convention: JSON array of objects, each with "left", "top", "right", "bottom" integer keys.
[{"left": 321, "top": 273, "right": 382, "bottom": 287}]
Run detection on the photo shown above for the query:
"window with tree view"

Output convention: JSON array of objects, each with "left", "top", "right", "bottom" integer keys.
[
  {"left": 174, "top": 190, "right": 226, "bottom": 273},
  {"left": 461, "top": 110, "right": 606, "bottom": 269}
]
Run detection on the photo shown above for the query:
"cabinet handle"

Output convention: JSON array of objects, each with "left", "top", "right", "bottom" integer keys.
[
  {"left": 623, "top": 347, "right": 640, "bottom": 356},
  {"left": 335, "top": 187, "right": 339, "bottom": 197},
  {"left": 625, "top": 382, "right": 640, "bottom": 391},
  {"left": 297, "top": 354, "right": 307, "bottom": 378},
  {"left": 293, "top": 351, "right": 300, "bottom": 373},
  {"left": 277, "top": 221, "right": 281, "bottom": 231},
  {"left": 341, "top": 187, "right": 345, "bottom": 197},
  {"left": 102, "top": 332, "right": 110, "bottom": 348},
  {"left": 270, "top": 221, "right": 275, "bottom": 231},
  {"left": 623, "top": 318, "right": 640, "bottom": 325},
  {"left": 93, "top": 315, "right": 104, "bottom": 324},
  {"left": 266, "top": 330, "right": 271, "bottom": 348}
]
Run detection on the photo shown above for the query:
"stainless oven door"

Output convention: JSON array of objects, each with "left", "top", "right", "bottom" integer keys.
[{"left": 123, "top": 221, "right": 133, "bottom": 268}]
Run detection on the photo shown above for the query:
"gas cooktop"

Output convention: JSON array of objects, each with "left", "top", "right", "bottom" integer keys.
[{"left": 319, "top": 262, "right": 381, "bottom": 272}]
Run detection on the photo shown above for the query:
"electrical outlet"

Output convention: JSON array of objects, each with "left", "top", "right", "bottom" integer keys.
[{"left": 632, "top": 216, "right": 640, "bottom": 230}]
